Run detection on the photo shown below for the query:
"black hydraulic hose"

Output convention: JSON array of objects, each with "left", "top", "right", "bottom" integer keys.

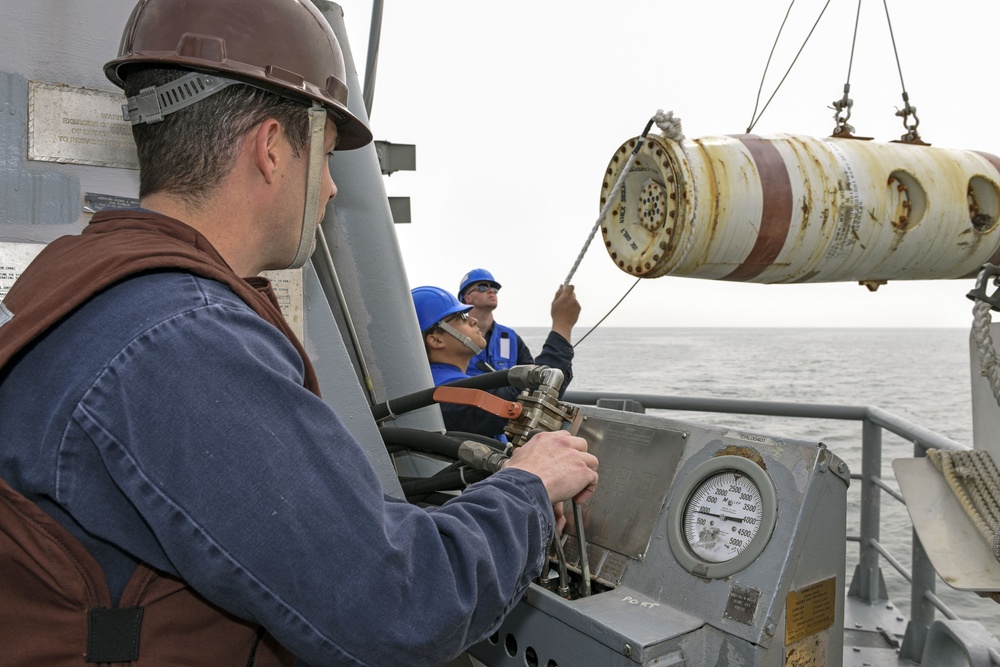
[
  {"left": 371, "top": 370, "right": 513, "bottom": 422},
  {"left": 378, "top": 426, "right": 463, "bottom": 459},
  {"left": 401, "top": 469, "right": 488, "bottom": 496},
  {"left": 444, "top": 431, "right": 508, "bottom": 450}
]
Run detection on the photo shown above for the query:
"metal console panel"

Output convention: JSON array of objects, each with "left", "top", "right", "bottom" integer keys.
[{"left": 471, "top": 406, "right": 850, "bottom": 666}]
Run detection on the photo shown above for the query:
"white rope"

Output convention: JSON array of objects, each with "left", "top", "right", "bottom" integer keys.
[
  {"left": 928, "top": 448, "right": 1000, "bottom": 564},
  {"left": 562, "top": 110, "right": 683, "bottom": 286},
  {"left": 971, "top": 300, "right": 1000, "bottom": 404}
]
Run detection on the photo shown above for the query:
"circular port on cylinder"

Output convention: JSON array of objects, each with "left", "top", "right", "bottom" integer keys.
[
  {"left": 968, "top": 175, "right": 1000, "bottom": 233},
  {"left": 886, "top": 170, "right": 926, "bottom": 231}
]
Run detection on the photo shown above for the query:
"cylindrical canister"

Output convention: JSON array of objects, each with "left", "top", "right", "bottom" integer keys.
[{"left": 599, "top": 133, "right": 1000, "bottom": 284}]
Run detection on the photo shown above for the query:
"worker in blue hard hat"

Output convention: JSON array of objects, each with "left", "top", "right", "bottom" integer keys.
[
  {"left": 412, "top": 285, "right": 575, "bottom": 438},
  {"left": 458, "top": 268, "right": 580, "bottom": 378}
]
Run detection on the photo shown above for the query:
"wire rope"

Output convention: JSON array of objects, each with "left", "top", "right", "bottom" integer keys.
[{"left": 746, "top": 0, "right": 832, "bottom": 132}]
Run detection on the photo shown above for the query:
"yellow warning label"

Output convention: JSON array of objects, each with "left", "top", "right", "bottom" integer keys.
[{"left": 785, "top": 577, "right": 836, "bottom": 645}]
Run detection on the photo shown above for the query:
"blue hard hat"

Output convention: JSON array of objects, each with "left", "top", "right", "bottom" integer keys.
[
  {"left": 411, "top": 286, "right": 472, "bottom": 333},
  {"left": 458, "top": 268, "right": 501, "bottom": 302}
]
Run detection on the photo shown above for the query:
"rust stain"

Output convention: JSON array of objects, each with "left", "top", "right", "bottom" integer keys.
[
  {"left": 714, "top": 445, "right": 765, "bottom": 469},
  {"left": 974, "top": 150, "right": 1000, "bottom": 266}
]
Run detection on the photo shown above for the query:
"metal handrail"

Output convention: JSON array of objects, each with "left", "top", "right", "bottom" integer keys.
[
  {"left": 563, "top": 389, "right": 973, "bottom": 658},
  {"left": 563, "top": 391, "right": 967, "bottom": 451}
]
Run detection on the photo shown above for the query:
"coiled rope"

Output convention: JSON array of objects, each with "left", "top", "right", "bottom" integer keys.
[
  {"left": 927, "top": 448, "right": 1000, "bottom": 564},
  {"left": 927, "top": 297, "right": 1000, "bottom": 581},
  {"left": 972, "top": 299, "right": 1000, "bottom": 403}
]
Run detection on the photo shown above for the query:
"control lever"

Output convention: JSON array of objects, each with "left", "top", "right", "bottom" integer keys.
[{"left": 525, "top": 427, "right": 591, "bottom": 598}]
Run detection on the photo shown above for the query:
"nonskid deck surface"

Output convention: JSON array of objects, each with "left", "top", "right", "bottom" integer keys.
[{"left": 843, "top": 592, "right": 912, "bottom": 666}]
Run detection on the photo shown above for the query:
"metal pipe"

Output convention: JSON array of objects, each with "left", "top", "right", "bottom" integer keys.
[
  {"left": 901, "top": 444, "right": 940, "bottom": 661},
  {"left": 551, "top": 532, "right": 570, "bottom": 598},
  {"left": 314, "top": 225, "right": 379, "bottom": 404},
  {"left": 361, "top": 0, "right": 384, "bottom": 117},
  {"left": 573, "top": 502, "right": 591, "bottom": 597},
  {"left": 562, "top": 391, "right": 969, "bottom": 451},
  {"left": 858, "top": 419, "right": 883, "bottom": 604}
]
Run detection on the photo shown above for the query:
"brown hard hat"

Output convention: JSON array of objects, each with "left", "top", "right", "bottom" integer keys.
[{"left": 104, "top": 0, "right": 373, "bottom": 150}]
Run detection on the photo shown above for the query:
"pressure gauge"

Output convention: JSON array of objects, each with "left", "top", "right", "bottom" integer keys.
[{"left": 667, "top": 455, "right": 777, "bottom": 579}]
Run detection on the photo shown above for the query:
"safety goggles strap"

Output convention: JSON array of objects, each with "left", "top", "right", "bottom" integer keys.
[{"left": 438, "top": 320, "right": 483, "bottom": 356}]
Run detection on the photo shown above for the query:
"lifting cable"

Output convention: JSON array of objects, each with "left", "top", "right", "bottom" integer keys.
[
  {"left": 831, "top": 0, "right": 862, "bottom": 136},
  {"left": 747, "top": 0, "right": 832, "bottom": 133},
  {"left": 881, "top": 0, "right": 922, "bottom": 142},
  {"left": 573, "top": 278, "right": 640, "bottom": 349}
]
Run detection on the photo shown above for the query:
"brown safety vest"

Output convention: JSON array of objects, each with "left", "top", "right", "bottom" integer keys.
[{"left": 0, "top": 210, "right": 318, "bottom": 665}]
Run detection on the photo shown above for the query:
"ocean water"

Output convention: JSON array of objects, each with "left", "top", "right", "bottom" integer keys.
[{"left": 519, "top": 326, "right": 1000, "bottom": 637}]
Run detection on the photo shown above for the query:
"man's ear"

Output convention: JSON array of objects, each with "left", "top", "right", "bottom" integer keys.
[
  {"left": 425, "top": 331, "right": 447, "bottom": 351},
  {"left": 253, "top": 119, "right": 283, "bottom": 184}
]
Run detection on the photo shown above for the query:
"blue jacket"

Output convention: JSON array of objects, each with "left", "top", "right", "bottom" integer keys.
[
  {"left": 0, "top": 211, "right": 553, "bottom": 666},
  {"left": 466, "top": 322, "right": 531, "bottom": 375},
  {"left": 432, "top": 330, "right": 574, "bottom": 437}
]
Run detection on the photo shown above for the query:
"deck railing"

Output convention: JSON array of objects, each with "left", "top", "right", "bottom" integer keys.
[{"left": 563, "top": 390, "right": 970, "bottom": 661}]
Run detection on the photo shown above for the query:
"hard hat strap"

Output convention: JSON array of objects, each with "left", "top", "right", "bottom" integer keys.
[
  {"left": 438, "top": 321, "right": 484, "bottom": 356},
  {"left": 121, "top": 71, "right": 240, "bottom": 125},
  {"left": 287, "top": 103, "right": 327, "bottom": 270}
]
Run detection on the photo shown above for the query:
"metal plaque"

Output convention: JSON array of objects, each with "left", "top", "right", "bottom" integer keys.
[
  {"left": 785, "top": 577, "right": 837, "bottom": 645},
  {"left": 83, "top": 193, "right": 141, "bottom": 214},
  {"left": 28, "top": 82, "right": 139, "bottom": 169},
  {"left": 0, "top": 242, "right": 45, "bottom": 300},
  {"left": 724, "top": 584, "right": 761, "bottom": 625},
  {"left": 261, "top": 269, "right": 304, "bottom": 342},
  {"left": 567, "top": 414, "right": 686, "bottom": 558}
]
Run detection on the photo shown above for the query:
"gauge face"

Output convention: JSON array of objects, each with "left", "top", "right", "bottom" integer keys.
[
  {"left": 683, "top": 471, "right": 763, "bottom": 563},
  {"left": 667, "top": 455, "right": 778, "bottom": 579}
]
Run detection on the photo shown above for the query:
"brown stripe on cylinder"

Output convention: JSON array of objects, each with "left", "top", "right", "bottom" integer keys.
[{"left": 722, "top": 135, "right": 794, "bottom": 281}]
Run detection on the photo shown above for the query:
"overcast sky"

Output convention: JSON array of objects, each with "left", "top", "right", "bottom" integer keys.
[{"left": 335, "top": 1, "right": 1000, "bottom": 329}]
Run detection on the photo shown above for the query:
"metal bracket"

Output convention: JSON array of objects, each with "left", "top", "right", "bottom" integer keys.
[{"left": 967, "top": 264, "right": 1000, "bottom": 311}]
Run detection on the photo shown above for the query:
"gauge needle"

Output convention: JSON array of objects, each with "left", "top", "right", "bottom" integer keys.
[{"left": 696, "top": 509, "right": 744, "bottom": 523}]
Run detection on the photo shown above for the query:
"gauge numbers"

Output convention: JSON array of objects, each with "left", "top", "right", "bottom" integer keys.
[
  {"left": 667, "top": 455, "right": 778, "bottom": 579},
  {"left": 684, "top": 471, "right": 763, "bottom": 563}
]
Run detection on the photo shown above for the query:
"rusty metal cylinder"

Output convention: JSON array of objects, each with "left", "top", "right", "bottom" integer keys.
[{"left": 599, "top": 133, "right": 1000, "bottom": 284}]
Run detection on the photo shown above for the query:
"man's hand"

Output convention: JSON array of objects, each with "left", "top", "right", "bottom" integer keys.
[
  {"left": 504, "top": 430, "right": 598, "bottom": 514},
  {"left": 550, "top": 284, "right": 581, "bottom": 342}
]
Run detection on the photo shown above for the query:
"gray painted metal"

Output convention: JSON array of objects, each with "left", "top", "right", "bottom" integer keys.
[
  {"left": 894, "top": 458, "right": 1000, "bottom": 592},
  {"left": 317, "top": 2, "right": 444, "bottom": 435},
  {"left": 472, "top": 405, "right": 849, "bottom": 666},
  {"left": 0, "top": 0, "right": 140, "bottom": 231},
  {"left": 921, "top": 620, "right": 1000, "bottom": 667}
]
